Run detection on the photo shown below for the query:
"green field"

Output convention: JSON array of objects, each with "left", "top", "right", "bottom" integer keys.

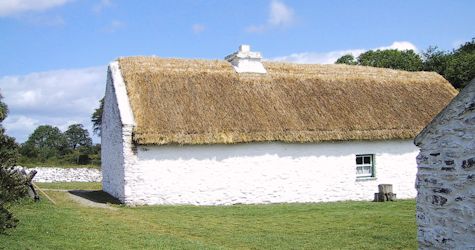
[{"left": 1, "top": 182, "right": 416, "bottom": 249}]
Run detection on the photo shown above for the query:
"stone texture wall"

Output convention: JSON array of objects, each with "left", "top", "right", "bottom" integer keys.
[
  {"left": 19, "top": 167, "right": 101, "bottom": 183},
  {"left": 122, "top": 140, "right": 418, "bottom": 205},
  {"left": 415, "top": 82, "right": 475, "bottom": 249}
]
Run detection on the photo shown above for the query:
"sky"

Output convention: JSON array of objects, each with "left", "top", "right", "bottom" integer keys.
[{"left": 0, "top": 0, "right": 474, "bottom": 143}]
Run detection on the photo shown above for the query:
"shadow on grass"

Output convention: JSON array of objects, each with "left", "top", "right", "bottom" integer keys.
[{"left": 68, "top": 190, "right": 121, "bottom": 205}]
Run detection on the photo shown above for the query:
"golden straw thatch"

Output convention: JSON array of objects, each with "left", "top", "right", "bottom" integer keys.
[{"left": 116, "top": 56, "right": 457, "bottom": 145}]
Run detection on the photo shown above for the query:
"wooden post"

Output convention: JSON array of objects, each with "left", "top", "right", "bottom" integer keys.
[
  {"left": 378, "top": 184, "right": 393, "bottom": 194},
  {"left": 374, "top": 184, "right": 396, "bottom": 202}
]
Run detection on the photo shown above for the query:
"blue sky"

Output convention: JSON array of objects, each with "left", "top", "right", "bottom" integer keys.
[{"left": 0, "top": 0, "right": 474, "bottom": 142}]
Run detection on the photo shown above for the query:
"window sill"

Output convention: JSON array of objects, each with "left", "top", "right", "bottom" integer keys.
[{"left": 356, "top": 177, "right": 377, "bottom": 182}]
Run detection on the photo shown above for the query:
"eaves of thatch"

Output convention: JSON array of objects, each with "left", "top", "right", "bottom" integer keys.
[{"left": 115, "top": 56, "right": 457, "bottom": 145}]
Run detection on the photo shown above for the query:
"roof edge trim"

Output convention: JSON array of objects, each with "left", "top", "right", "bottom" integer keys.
[{"left": 109, "top": 61, "right": 136, "bottom": 126}]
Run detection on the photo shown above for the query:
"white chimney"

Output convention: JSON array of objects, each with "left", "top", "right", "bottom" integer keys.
[{"left": 225, "top": 45, "right": 267, "bottom": 74}]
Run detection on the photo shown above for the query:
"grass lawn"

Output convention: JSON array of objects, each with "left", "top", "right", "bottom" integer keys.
[
  {"left": 1, "top": 182, "right": 417, "bottom": 249},
  {"left": 19, "top": 162, "right": 101, "bottom": 169},
  {"left": 35, "top": 181, "right": 102, "bottom": 190}
]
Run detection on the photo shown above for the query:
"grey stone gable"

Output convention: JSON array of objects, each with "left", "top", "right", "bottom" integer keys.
[
  {"left": 415, "top": 78, "right": 474, "bottom": 146},
  {"left": 415, "top": 77, "right": 475, "bottom": 249}
]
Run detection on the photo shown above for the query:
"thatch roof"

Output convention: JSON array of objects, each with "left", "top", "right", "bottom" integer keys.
[{"left": 116, "top": 56, "right": 457, "bottom": 145}]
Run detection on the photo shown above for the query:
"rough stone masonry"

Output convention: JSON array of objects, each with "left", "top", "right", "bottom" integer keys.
[
  {"left": 415, "top": 79, "right": 475, "bottom": 249},
  {"left": 17, "top": 167, "right": 102, "bottom": 183}
]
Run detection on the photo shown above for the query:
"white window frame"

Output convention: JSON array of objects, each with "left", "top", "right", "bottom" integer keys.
[{"left": 356, "top": 154, "right": 374, "bottom": 178}]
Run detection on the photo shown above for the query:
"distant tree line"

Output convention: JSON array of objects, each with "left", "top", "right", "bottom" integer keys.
[
  {"left": 18, "top": 124, "right": 100, "bottom": 167},
  {"left": 336, "top": 38, "right": 475, "bottom": 89}
]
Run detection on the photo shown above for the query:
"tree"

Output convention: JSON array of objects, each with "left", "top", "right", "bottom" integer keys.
[
  {"left": 422, "top": 46, "right": 450, "bottom": 75},
  {"left": 64, "top": 124, "right": 92, "bottom": 150},
  {"left": 357, "top": 49, "right": 423, "bottom": 71},
  {"left": 444, "top": 52, "right": 475, "bottom": 89},
  {"left": 335, "top": 49, "right": 424, "bottom": 72},
  {"left": 457, "top": 38, "right": 475, "bottom": 53},
  {"left": 335, "top": 38, "right": 475, "bottom": 89},
  {"left": 335, "top": 54, "right": 357, "bottom": 65},
  {"left": 64, "top": 124, "right": 93, "bottom": 165},
  {"left": 0, "top": 94, "right": 27, "bottom": 233},
  {"left": 91, "top": 97, "right": 104, "bottom": 136},
  {"left": 21, "top": 125, "right": 68, "bottom": 161},
  {"left": 423, "top": 38, "right": 475, "bottom": 89},
  {"left": 443, "top": 39, "right": 475, "bottom": 89},
  {"left": 0, "top": 97, "right": 7, "bottom": 122},
  {"left": 19, "top": 123, "right": 100, "bottom": 166}
]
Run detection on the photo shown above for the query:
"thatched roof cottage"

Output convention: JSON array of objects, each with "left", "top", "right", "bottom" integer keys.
[
  {"left": 102, "top": 45, "right": 457, "bottom": 205},
  {"left": 414, "top": 78, "right": 475, "bottom": 249}
]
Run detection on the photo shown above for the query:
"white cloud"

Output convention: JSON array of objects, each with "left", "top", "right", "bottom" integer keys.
[
  {"left": 268, "top": 0, "right": 294, "bottom": 26},
  {"left": 246, "top": 0, "right": 294, "bottom": 33},
  {"left": 0, "top": 0, "right": 72, "bottom": 17},
  {"left": 271, "top": 49, "right": 366, "bottom": 64},
  {"left": 20, "top": 14, "right": 65, "bottom": 27},
  {"left": 245, "top": 25, "right": 264, "bottom": 33},
  {"left": 376, "top": 41, "right": 418, "bottom": 52},
  {"left": 92, "top": 0, "right": 112, "bottom": 13},
  {"left": 102, "top": 20, "right": 124, "bottom": 33},
  {"left": 4, "top": 115, "right": 38, "bottom": 132},
  {"left": 192, "top": 23, "right": 206, "bottom": 34},
  {"left": 0, "top": 66, "right": 106, "bottom": 142},
  {"left": 271, "top": 41, "right": 418, "bottom": 64}
]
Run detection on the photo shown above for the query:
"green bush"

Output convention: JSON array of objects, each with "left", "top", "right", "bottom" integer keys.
[
  {"left": 77, "top": 154, "right": 91, "bottom": 165},
  {"left": 0, "top": 93, "right": 28, "bottom": 234},
  {"left": 0, "top": 205, "right": 17, "bottom": 233}
]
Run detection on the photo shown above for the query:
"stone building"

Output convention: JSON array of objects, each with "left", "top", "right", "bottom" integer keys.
[
  {"left": 101, "top": 45, "right": 456, "bottom": 205},
  {"left": 415, "top": 78, "right": 475, "bottom": 249}
]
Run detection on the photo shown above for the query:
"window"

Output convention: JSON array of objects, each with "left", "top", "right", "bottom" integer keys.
[{"left": 356, "top": 154, "right": 374, "bottom": 178}]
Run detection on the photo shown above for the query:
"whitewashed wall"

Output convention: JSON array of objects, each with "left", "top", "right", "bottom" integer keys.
[
  {"left": 120, "top": 140, "right": 418, "bottom": 205},
  {"left": 17, "top": 167, "right": 101, "bottom": 183},
  {"left": 101, "top": 64, "right": 128, "bottom": 200},
  {"left": 415, "top": 80, "right": 475, "bottom": 249}
]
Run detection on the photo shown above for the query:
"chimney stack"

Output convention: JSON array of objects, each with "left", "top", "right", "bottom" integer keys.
[{"left": 225, "top": 45, "right": 267, "bottom": 74}]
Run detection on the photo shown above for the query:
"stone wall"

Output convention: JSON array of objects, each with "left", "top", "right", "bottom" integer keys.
[
  {"left": 415, "top": 81, "right": 475, "bottom": 249},
  {"left": 18, "top": 167, "right": 101, "bottom": 183},
  {"left": 121, "top": 140, "right": 418, "bottom": 205}
]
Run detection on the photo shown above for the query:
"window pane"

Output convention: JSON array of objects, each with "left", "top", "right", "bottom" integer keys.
[
  {"left": 364, "top": 156, "right": 371, "bottom": 164},
  {"left": 356, "top": 167, "right": 363, "bottom": 174},
  {"left": 356, "top": 157, "right": 362, "bottom": 165},
  {"left": 363, "top": 166, "right": 371, "bottom": 173}
]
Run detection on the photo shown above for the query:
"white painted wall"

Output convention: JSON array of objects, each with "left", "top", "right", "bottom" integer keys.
[
  {"left": 120, "top": 140, "right": 418, "bottom": 205},
  {"left": 101, "top": 63, "right": 136, "bottom": 200}
]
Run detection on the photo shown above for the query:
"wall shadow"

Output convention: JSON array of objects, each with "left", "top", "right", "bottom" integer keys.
[{"left": 68, "top": 190, "right": 121, "bottom": 205}]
